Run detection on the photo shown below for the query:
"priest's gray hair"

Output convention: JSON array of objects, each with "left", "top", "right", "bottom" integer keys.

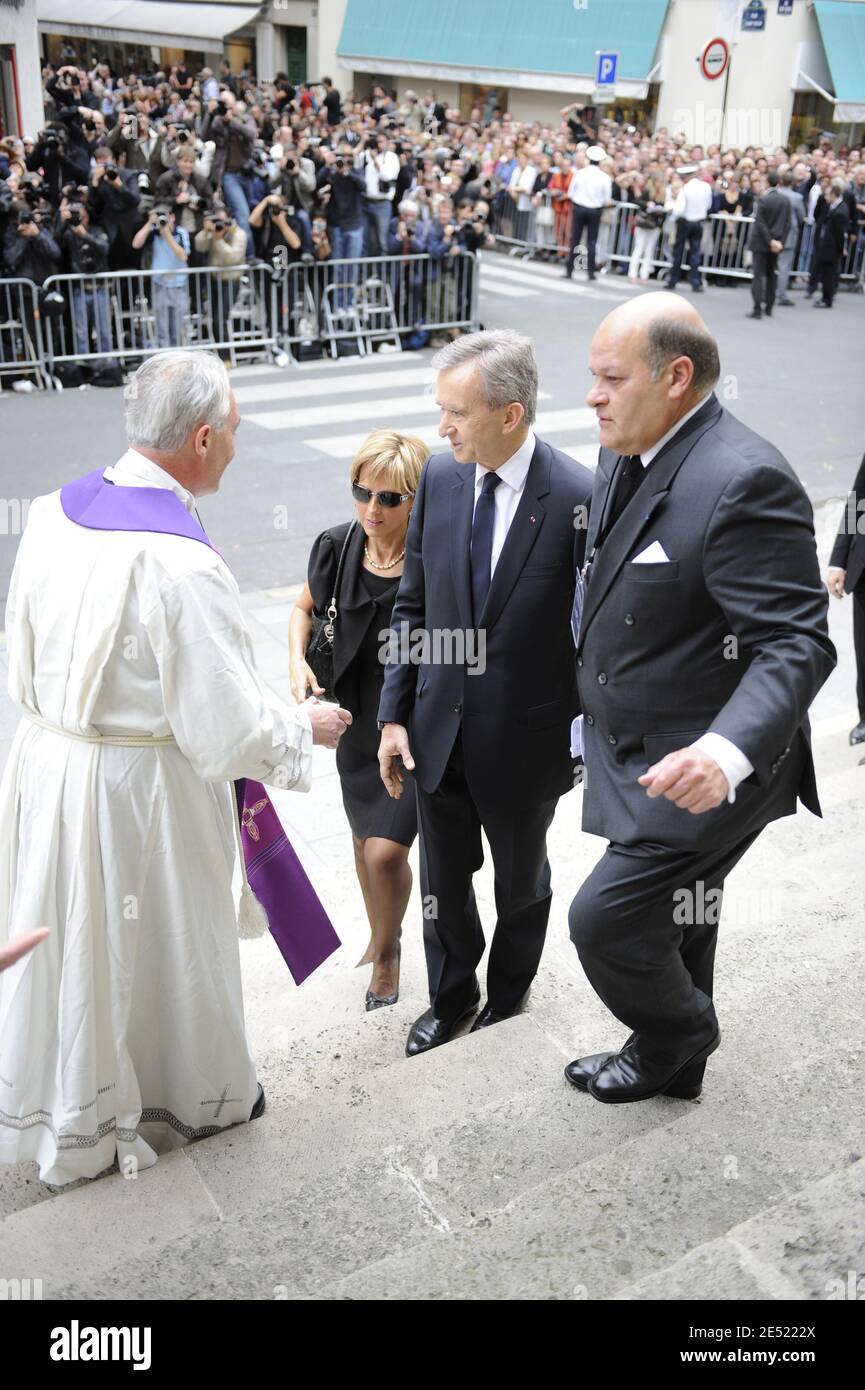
[
  {"left": 431, "top": 328, "right": 538, "bottom": 427},
  {"left": 124, "top": 351, "right": 232, "bottom": 453}
]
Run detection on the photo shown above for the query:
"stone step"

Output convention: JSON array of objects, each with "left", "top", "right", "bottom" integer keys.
[
  {"left": 609, "top": 1156, "right": 865, "bottom": 1301},
  {"left": 2, "top": 882, "right": 860, "bottom": 1299}
]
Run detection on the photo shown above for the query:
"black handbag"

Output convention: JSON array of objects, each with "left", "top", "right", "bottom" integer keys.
[{"left": 304, "top": 522, "right": 356, "bottom": 698}]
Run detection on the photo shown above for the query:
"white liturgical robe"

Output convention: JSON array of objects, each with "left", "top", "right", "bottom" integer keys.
[{"left": 0, "top": 451, "right": 313, "bottom": 1185}]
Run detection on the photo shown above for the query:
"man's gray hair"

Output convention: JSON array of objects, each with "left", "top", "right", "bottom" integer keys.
[
  {"left": 124, "top": 351, "right": 232, "bottom": 453},
  {"left": 829, "top": 175, "right": 847, "bottom": 197},
  {"left": 431, "top": 329, "right": 538, "bottom": 426}
]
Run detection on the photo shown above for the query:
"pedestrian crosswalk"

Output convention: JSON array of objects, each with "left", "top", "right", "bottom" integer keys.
[
  {"left": 235, "top": 354, "right": 599, "bottom": 468},
  {"left": 478, "top": 252, "right": 648, "bottom": 303}
]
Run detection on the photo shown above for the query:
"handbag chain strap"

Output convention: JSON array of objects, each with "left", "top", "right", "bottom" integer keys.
[{"left": 324, "top": 521, "right": 357, "bottom": 639}]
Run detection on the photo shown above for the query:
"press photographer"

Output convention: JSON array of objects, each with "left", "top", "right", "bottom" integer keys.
[
  {"left": 358, "top": 131, "right": 400, "bottom": 256},
  {"left": 201, "top": 89, "right": 257, "bottom": 254},
  {"left": 154, "top": 148, "right": 213, "bottom": 238},
  {"left": 131, "top": 204, "right": 191, "bottom": 348}
]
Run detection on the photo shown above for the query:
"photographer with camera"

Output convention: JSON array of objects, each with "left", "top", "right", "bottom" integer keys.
[
  {"left": 89, "top": 146, "right": 143, "bottom": 264},
  {"left": 194, "top": 204, "right": 246, "bottom": 353},
  {"left": 3, "top": 197, "right": 61, "bottom": 286},
  {"left": 358, "top": 131, "right": 400, "bottom": 257},
  {"left": 58, "top": 197, "right": 117, "bottom": 377},
  {"left": 273, "top": 144, "right": 317, "bottom": 257},
  {"left": 201, "top": 89, "right": 257, "bottom": 254},
  {"left": 316, "top": 143, "right": 366, "bottom": 263},
  {"left": 131, "top": 203, "right": 191, "bottom": 348},
  {"left": 154, "top": 147, "right": 213, "bottom": 240},
  {"left": 387, "top": 198, "right": 432, "bottom": 344},
  {"left": 248, "top": 189, "right": 302, "bottom": 264},
  {"left": 26, "top": 122, "right": 90, "bottom": 206},
  {"left": 107, "top": 109, "right": 169, "bottom": 203}
]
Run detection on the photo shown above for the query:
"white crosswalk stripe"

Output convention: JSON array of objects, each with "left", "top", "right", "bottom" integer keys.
[
  {"left": 233, "top": 366, "right": 436, "bottom": 405},
  {"left": 306, "top": 408, "right": 597, "bottom": 460},
  {"left": 478, "top": 278, "right": 537, "bottom": 299},
  {"left": 246, "top": 380, "right": 550, "bottom": 430}
]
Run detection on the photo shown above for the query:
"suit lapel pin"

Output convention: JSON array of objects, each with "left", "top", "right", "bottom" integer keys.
[{"left": 529, "top": 514, "right": 536, "bottom": 524}]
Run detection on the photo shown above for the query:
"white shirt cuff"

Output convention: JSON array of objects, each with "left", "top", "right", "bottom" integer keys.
[
  {"left": 692, "top": 733, "right": 754, "bottom": 804},
  {"left": 570, "top": 714, "right": 584, "bottom": 759}
]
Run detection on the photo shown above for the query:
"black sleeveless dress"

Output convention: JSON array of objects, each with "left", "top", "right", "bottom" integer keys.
[{"left": 307, "top": 524, "right": 417, "bottom": 847}]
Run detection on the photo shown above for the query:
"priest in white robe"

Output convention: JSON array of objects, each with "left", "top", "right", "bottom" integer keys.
[{"left": 0, "top": 350, "right": 350, "bottom": 1186}]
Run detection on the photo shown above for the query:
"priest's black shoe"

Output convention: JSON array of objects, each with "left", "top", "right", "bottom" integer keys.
[
  {"left": 249, "top": 1083, "right": 266, "bottom": 1120},
  {"left": 849, "top": 720, "right": 865, "bottom": 746},
  {"left": 565, "top": 1035, "right": 703, "bottom": 1099},
  {"left": 470, "top": 993, "right": 529, "bottom": 1032},
  {"left": 405, "top": 991, "right": 480, "bottom": 1056},
  {"left": 587, "top": 1030, "right": 720, "bottom": 1103}
]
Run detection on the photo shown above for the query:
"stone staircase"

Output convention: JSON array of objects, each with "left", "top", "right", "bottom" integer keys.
[{"left": 0, "top": 716, "right": 862, "bottom": 1300}]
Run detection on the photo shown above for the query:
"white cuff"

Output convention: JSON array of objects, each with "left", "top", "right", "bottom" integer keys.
[{"left": 692, "top": 733, "right": 754, "bottom": 804}]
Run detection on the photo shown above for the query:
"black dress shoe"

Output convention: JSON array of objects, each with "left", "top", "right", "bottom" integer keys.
[
  {"left": 365, "top": 988, "right": 398, "bottom": 1011},
  {"left": 849, "top": 720, "right": 865, "bottom": 746},
  {"left": 588, "top": 1030, "right": 720, "bottom": 1104},
  {"left": 764, "top": 306, "right": 772, "bottom": 317},
  {"left": 405, "top": 990, "right": 480, "bottom": 1057},
  {"left": 813, "top": 300, "right": 832, "bottom": 308},
  {"left": 249, "top": 1083, "right": 265, "bottom": 1121},
  {"left": 747, "top": 309, "right": 762, "bottom": 319},
  {"left": 564, "top": 1037, "right": 702, "bottom": 1099},
  {"left": 469, "top": 993, "right": 529, "bottom": 1032}
]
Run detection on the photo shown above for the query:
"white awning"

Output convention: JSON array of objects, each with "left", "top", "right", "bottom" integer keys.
[{"left": 36, "top": 1, "right": 260, "bottom": 49}]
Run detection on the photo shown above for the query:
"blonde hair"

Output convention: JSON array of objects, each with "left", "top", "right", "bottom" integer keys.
[{"left": 350, "top": 429, "right": 428, "bottom": 494}]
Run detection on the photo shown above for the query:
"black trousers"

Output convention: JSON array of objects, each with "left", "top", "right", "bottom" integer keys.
[
  {"left": 751, "top": 249, "right": 778, "bottom": 310},
  {"left": 415, "top": 733, "right": 558, "bottom": 1019},
  {"left": 569, "top": 829, "right": 762, "bottom": 1076},
  {"left": 668, "top": 219, "right": 704, "bottom": 288},
  {"left": 566, "top": 206, "right": 602, "bottom": 277},
  {"left": 817, "top": 256, "right": 840, "bottom": 305},
  {"left": 854, "top": 587, "right": 865, "bottom": 719}
]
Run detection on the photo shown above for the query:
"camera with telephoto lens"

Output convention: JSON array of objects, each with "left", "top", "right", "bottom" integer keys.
[
  {"left": 216, "top": 100, "right": 228, "bottom": 117},
  {"left": 42, "top": 128, "right": 62, "bottom": 151},
  {"left": 68, "top": 204, "right": 84, "bottom": 227},
  {"left": 177, "top": 130, "right": 189, "bottom": 143},
  {"left": 155, "top": 212, "right": 170, "bottom": 228},
  {"left": 104, "top": 165, "right": 120, "bottom": 182},
  {"left": 212, "top": 217, "right": 227, "bottom": 231},
  {"left": 17, "top": 210, "right": 36, "bottom": 227}
]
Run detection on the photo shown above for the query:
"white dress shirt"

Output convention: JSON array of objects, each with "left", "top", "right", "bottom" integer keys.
[
  {"left": 672, "top": 176, "right": 714, "bottom": 222},
  {"left": 473, "top": 430, "right": 536, "bottom": 580},
  {"left": 637, "top": 398, "right": 754, "bottom": 803},
  {"left": 568, "top": 164, "right": 612, "bottom": 209}
]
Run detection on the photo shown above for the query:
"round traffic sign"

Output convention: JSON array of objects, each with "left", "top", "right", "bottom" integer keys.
[{"left": 700, "top": 36, "right": 729, "bottom": 81}]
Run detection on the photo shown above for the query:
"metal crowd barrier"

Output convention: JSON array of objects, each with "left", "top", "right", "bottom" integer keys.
[
  {"left": 0, "top": 278, "right": 51, "bottom": 388},
  {"left": 0, "top": 251, "right": 481, "bottom": 386},
  {"left": 279, "top": 252, "right": 480, "bottom": 359},
  {"left": 487, "top": 197, "right": 865, "bottom": 290}
]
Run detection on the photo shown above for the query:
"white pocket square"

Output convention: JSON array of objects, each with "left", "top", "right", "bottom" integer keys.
[{"left": 631, "top": 540, "right": 672, "bottom": 564}]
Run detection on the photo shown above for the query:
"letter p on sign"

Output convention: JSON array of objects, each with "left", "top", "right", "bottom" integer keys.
[{"left": 595, "top": 51, "right": 618, "bottom": 87}]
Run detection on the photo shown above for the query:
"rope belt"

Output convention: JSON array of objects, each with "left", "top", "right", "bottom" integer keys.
[{"left": 24, "top": 710, "right": 177, "bottom": 747}]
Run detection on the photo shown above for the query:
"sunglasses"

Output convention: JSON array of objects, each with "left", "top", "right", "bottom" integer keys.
[{"left": 351, "top": 483, "right": 414, "bottom": 508}]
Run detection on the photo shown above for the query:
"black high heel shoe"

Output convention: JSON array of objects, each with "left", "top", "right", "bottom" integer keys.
[{"left": 364, "top": 944, "right": 401, "bottom": 1011}]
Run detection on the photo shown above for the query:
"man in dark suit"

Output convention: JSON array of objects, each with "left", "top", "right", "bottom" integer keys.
[
  {"left": 747, "top": 172, "right": 790, "bottom": 319},
  {"left": 377, "top": 330, "right": 593, "bottom": 1054},
  {"left": 811, "top": 177, "right": 850, "bottom": 308},
  {"left": 566, "top": 292, "right": 835, "bottom": 1104},
  {"left": 827, "top": 452, "right": 865, "bottom": 746}
]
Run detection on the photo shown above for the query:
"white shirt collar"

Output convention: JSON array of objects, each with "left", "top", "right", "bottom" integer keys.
[
  {"left": 474, "top": 429, "right": 537, "bottom": 492},
  {"left": 639, "top": 396, "right": 711, "bottom": 468},
  {"left": 103, "top": 448, "right": 196, "bottom": 514}
]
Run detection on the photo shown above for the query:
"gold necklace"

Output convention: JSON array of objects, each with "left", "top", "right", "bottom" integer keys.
[{"left": 364, "top": 543, "right": 405, "bottom": 570}]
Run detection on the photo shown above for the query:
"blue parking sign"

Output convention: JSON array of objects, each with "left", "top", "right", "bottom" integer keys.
[{"left": 595, "top": 51, "right": 618, "bottom": 87}]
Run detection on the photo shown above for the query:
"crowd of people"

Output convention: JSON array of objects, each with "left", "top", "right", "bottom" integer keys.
[{"left": 0, "top": 52, "right": 863, "bottom": 380}]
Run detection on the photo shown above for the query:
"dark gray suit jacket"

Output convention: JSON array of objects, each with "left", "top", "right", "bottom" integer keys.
[
  {"left": 829, "top": 452, "right": 865, "bottom": 593},
  {"left": 574, "top": 395, "right": 836, "bottom": 851},
  {"left": 378, "top": 437, "right": 593, "bottom": 806}
]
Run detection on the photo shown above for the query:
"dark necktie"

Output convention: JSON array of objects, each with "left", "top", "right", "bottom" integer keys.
[
  {"left": 470, "top": 470, "right": 502, "bottom": 624},
  {"left": 608, "top": 454, "right": 645, "bottom": 529}
]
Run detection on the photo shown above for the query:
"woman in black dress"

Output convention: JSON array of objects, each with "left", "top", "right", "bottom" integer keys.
[{"left": 288, "top": 430, "right": 428, "bottom": 1010}]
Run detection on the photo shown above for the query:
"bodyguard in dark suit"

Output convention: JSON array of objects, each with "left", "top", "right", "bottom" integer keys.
[
  {"left": 377, "top": 330, "right": 593, "bottom": 1053},
  {"left": 566, "top": 293, "right": 835, "bottom": 1104},
  {"left": 747, "top": 172, "right": 790, "bottom": 318},
  {"left": 810, "top": 178, "right": 850, "bottom": 308},
  {"left": 827, "top": 452, "right": 865, "bottom": 745}
]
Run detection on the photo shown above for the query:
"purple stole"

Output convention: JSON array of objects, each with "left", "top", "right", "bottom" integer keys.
[{"left": 61, "top": 468, "right": 340, "bottom": 985}]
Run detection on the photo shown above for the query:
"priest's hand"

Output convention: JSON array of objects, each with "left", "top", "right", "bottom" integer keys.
[
  {"left": 378, "top": 723, "right": 415, "bottom": 799},
  {"left": 638, "top": 747, "right": 728, "bottom": 814},
  {"left": 0, "top": 928, "right": 49, "bottom": 973},
  {"left": 303, "top": 697, "right": 351, "bottom": 748}
]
